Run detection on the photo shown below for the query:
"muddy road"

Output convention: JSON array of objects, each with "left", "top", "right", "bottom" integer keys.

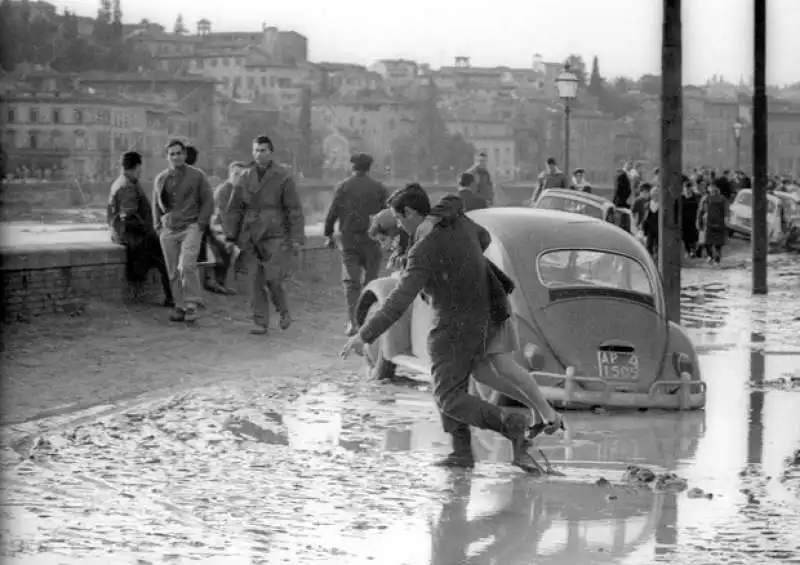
[{"left": 1, "top": 259, "right": 799, "bottom": 564}]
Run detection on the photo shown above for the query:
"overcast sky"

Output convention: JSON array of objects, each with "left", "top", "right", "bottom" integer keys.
[{"left": 53, "top": 0, "right": 798, "bottom": 85}]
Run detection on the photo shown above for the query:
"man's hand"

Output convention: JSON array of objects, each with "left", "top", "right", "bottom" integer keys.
[
  {"left": 325, "top": 236, "right": 336, "bottom": 249},
  {"left": 339, "top": 333, "right": 365, "bottom": 360}
]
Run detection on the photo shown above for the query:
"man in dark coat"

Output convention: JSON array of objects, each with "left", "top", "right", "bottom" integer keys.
[
  {"left": 108, "top": 151, "right": 173, "bottom": 306},
  {"left": 465, "top": 152, "right": 494, "bottom": 206},
  {"left": 340, "top": 184, "right": 539, "bottom": 474},
  {"left": 324, "top": 153, "right": 388, "bottom": 336},
  {"left": 204, "top": 161, "right": 247, "bottom": 293},
  {"left": 225, "top": 135, "right": 305, "bottom": 335},
  {"left": 455, "top": 172, "right": 488, "bottom": 212},
  {"left": 613, "top": 165, "right": 632, "bottom": 209}
]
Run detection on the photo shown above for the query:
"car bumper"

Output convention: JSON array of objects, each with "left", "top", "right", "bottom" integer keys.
[{"left": 531, "top": 371, "right": 706, "bottom": 410}]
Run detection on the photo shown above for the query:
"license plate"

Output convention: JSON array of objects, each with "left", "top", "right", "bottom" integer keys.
[{"left": 598, "top": 350, "right": 640, "bottom": 380}]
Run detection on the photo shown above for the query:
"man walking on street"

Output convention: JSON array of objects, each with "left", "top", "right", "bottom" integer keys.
[
  {"left": 108, "top": 151, "right": 173, "bottom": 306},
  {"left": 324, "top": 153, "right": 388, "bottom": 336},
  {"left": 340, "top": 184, "right": 541, "bottom": 474},
  {"left": 533, "top": 157, "right": 567, "bottom": 202},
  {"left": 466, "top": 152, "right": 494, "bottom": 206},
  {"left": 225, "top": 135, "right": 305, "bottom": 335},
  {"left": 153, "top": 139, "right": 213, "bottom": 324}
]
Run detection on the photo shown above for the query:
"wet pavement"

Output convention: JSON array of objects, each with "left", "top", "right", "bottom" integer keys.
[{"left": 1, "top": 261, "right": 799, "bottom": 564}]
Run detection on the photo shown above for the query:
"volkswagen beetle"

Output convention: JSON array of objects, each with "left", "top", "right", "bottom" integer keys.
[
  {"left": 355, "top": 208, "right": 706, "bottom": 411},
  {"left": 533, "top": 188, "right": 634, "bottom": 232}
]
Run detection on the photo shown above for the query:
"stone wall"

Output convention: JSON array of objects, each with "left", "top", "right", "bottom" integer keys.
[{"left": 0, "top": 235, "right": 339, "bottom": 322}]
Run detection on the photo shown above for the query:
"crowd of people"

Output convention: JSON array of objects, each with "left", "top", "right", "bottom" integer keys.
[{"left": 107, "top": 135, "right": 304, "bottom": 333}]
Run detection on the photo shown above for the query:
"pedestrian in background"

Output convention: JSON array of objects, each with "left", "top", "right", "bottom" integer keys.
[
  {"left": 466, "top": 152, "right": 494, "bottom": 206},
  {"left": 455, "top": 172, "right": 487, "bottom": 212},
  {"left": 642, "top": 186, "right": 660, "bottom": 258},
  {"left": 324, "top": 153, "right": 388, "bottom": 336},
  {"left": 571, "top": 168, "right": 592, "bottom": 192},
  {"left": 108, "top": 151, "right": 173, "bottom": 307},
  {"left": 225, "top": 135, "right": 305, "bottom": 335},
  {"left": 697, "top": 180, "right": 729, "bottom": 265},
  {"left": 680, "top": 178, "right": 701, "bottom": 258},
  {"left": 532, "top": 157, "right": 567, "bottom": 202},
  {"left": 613, "top": 163, "right": 633, "bottom": 209},
  {"left": 153, "top": 139, "right": 213, "bottom": 324}
]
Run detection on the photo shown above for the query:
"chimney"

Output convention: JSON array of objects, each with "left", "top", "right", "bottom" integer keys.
[
  {"left": 197, "top": 19, "right": 211, "bottom": 36},
  {"left": 532, "top": 54, "right": 543, "bottom": 72}
]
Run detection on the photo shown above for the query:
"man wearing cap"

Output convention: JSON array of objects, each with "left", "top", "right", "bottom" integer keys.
[
  {"left": 225, "top": 135, "right": 305, "bottom": 335},
  {"left": 465, "top": 152, "right": 494, "bottom": 206},
  {"left": 324, "top": 152, "right": 389, "bottom": 336}
]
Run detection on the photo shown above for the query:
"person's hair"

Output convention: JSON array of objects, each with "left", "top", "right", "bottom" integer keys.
[
  {"left": 121, "top": 151, "right": 142, "bottom": 171},
  {"left": 252, "top": 135, "right": 274, "bottom": 152},
  {"left": 459, "top": 172, "right": 474, "bottom": 187},
  {"left": 640, "top": 182, "right": 653, "bottom": 192},
  {"left": 228, "top": 160, "right": 247, "bottom": 174},
  {"left": 573, "top": 168, "right": 585, "bottom": 175},
  {"left": 165, "top": 139, "right": 186, "bottom": 153},
  {"left": 185, "top": 145, "right": 198, "bottom": 165},
  {"left": 478, "top": 151, "right": 487, "bottom": 158},
  {"left": 546, "top": 157, "right": 557, "bottom": 165},
  {"left": 388, "top": 183, "right": 431, "bottom": 216}
]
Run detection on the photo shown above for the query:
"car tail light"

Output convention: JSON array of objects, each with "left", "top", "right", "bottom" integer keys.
[
  {"left": 523, "top": 344, "right": 546, "bottom": 371},
  {"left": 673, "top": 352, "right": 694, "bottom": 377}
]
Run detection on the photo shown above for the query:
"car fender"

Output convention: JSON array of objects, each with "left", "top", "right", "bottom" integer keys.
[
  {"left": 355, "top": 276, "right": 412, "bottom": 360},
  {"left": 665, "top": 321, "right": 702, "bottom": 381}
]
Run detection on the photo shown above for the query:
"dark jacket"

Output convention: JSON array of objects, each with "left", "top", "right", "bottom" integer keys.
[
  {"left": 359, "top": 199, "right": 493, "bottom": 358},
  {"left": 457, "top": 187, "right": 488, "bottom": 212},
  {"left": 680, "top": 192, "right": 701, "bottom": 245},
  {"left": 465, "top": 165, "right": 494, "bottom": 204},
  {"left": 698, "top": 193, "right": 728, "bottom": 246},
  {"left": 224, "top": 161, "right": 305, "bottom": 249},
  {"left": 324, "top": 172, "right": 388, "bottom": 247},
  {"left": 208, "top": 180, "right": 235, "bottom": 246},
  {"left": 108, "top": 173, "right": 154, "bottom": 246},
  {"left": 613, "top": 169, "right": 632, "bottom": 208},
  {"left": 153, "top": 165, "right": 214, "bottom": 232}
]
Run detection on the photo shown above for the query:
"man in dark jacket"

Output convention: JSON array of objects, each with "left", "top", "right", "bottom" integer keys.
[
  {"left": 532, "top": 157, "right": 568, "bottom": 202},
  {"left": 153, "top": 139, "right": 213, "bottom": 323},
  {"left": 466, "top": 152, "right": 494, "bottom": 206},
  {"left": 324, "top": 153, "right": 389, "bottom": 336},
  {"left": 613, "top": 166, "right": 632, "bottom": 209},
  {"left": 225, "top": 135, "right": 305, "bottom": 335},
  {"left": 455, "top": 172, "right": 488, "bottom": 212},
  {"left": 340, "top": 184, "right": 539, "bottom": 474},
  {"left": 108, "top": 151, "right": 172, "bottom": 306},
  {"left": 204, "top": 161, "right": 247, "bottom": 293}
]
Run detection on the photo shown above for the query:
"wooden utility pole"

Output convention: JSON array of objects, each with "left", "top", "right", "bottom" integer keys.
[
  {"left": 659, "top": 0, "right": 683, "bottom": 324},
  {"left": 752, "top": 0, "right": 768, "bottom": 295}
]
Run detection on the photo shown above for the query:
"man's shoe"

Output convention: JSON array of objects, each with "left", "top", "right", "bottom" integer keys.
[
  {"left": 169, "top": 308, "right": 186, "bottom": 322},
  {"left": 279, "top": 312, "right": 292, "bottom": 331},
  {"left": 432, "top": 453, "right": 475, "bottom": 469},
  {"left": 503, "top": 412, "right": 545, "bottom": 475},
  {"left": 250, "top": 324, "right": 268, "bottom": 336},
  {"left": 432, "top": 428, "right": 475, "bottom": 469},
  {"left": 184, "top": 307, "right": 198, "bottom": 324}
]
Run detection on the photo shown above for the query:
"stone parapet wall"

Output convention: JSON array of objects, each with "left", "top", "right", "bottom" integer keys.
[{"left": 0, "top": 234, "right": 339, "bottom": 322}]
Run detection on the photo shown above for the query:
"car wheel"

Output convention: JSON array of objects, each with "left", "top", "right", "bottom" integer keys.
[{"left": 361, "top": 300, "right": 397, "bottom": 381}]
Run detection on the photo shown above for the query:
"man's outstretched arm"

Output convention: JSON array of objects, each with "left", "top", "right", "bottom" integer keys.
[{"left": 359, "top": 242, "right": 432, "bottom": 344}]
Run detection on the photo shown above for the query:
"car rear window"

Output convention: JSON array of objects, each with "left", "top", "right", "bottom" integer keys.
[
  {"left": 538, "top": 250, "right": 653, "bottom": 296},
  {"left": 537, "top": 195, "right": 605, "bottom": 220}
]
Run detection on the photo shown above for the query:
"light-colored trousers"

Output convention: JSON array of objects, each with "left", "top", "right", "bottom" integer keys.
[{"left": 159, "top": 223, "right": 203, "bottom": 310}]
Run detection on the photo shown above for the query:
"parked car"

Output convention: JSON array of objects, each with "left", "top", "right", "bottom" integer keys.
[
  {"left": 532, "top": 188, "right": 633, "bottom": 232},
  {"left": 726, "top": 189, "right": 799, "bottom": 245},
  {"left": 356, "top": 208, "right": 706, "bottom": 411}
]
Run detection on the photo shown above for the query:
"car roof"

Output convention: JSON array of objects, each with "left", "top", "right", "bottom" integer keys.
[
  {"left": 468, "top": 207, "right": 650, "bottom": 260},
  {"left": 735, "top": 189, "right": 780, "bottom": 203},
  {"left": 539, "top": 188, "right": 610, "bottom": 207},
  {"left": 775, "top": 190, "right": 799, "bottom": 202}
]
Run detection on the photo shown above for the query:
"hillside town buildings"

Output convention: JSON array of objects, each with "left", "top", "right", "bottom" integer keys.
[{"left": 2, "top": 2, "right": 800, "bottom": 183}]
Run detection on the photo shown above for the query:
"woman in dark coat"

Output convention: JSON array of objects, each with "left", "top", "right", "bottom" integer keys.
[
  {"left": 642, "top": 187, "right": 660, "bottom": 258},
  {"left": 680, "top": 180, "right": 701, "bottom": 257},
  {"left": 697, "top": 180, "right": 729, "bottom": 264}
]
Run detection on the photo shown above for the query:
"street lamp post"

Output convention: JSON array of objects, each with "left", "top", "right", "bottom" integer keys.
[
  {"left": 733, "top": 120, "right": 743, "bottom": 171},
  {"left": 556, "top": 65, "right": 580, "bottom": 177}
]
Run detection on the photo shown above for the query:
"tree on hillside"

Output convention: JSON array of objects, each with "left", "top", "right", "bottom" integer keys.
[
  {"left": 0, "top": 0, "right": 17, "bottom": 71},
  {"left": 173, "top": 14, "right": 187, "bottom": 34},
  {"left": 588, "top": 56, "right": 604, "bottom": 97},
  {"left": 297, "top": 86, "right": 313, "bottom": 175},
  {"left": 52, "top": 9, "right": 97, "bottom": 71},
  {"left": 412, "top": 77, "right": 475, "bottom": 180},
  {"left": 564, "top": 54, "right": 587, "bottom": 85}
]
